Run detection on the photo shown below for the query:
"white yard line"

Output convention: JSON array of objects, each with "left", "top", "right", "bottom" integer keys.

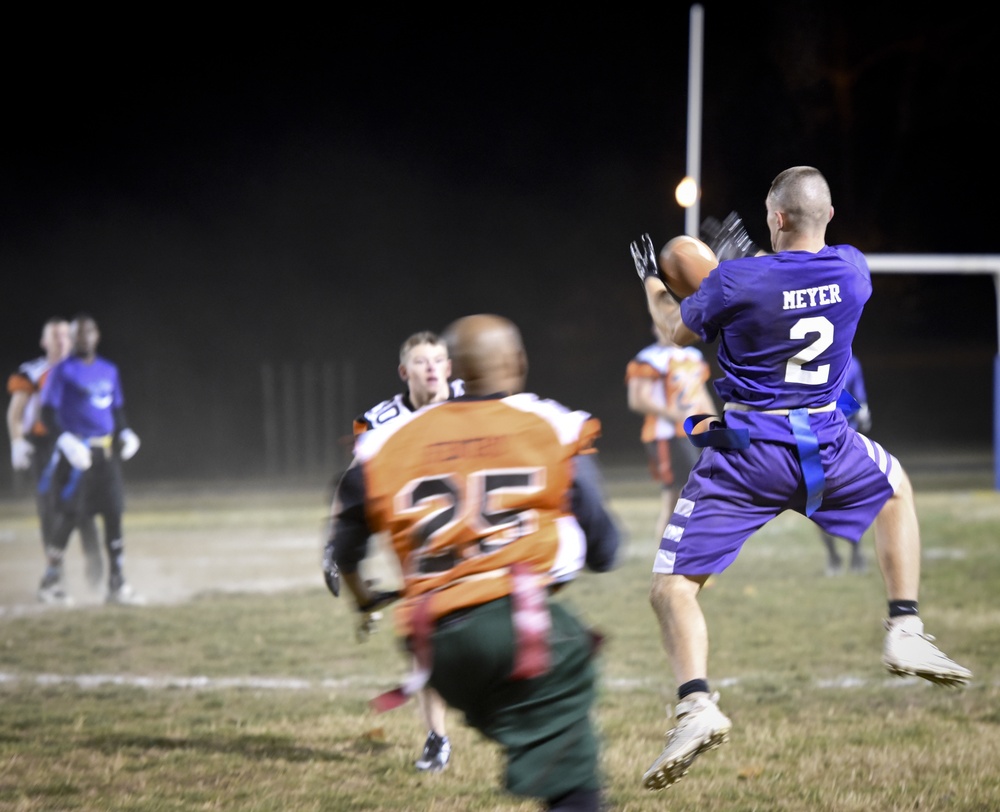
[{"left": 1, "top": 670, "right": 966, "bottom": 691}]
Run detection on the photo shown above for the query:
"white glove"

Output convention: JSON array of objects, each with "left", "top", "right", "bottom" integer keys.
[
  {"left": 118, "top": 428, "right": 141, "bottom": 461},
  {"left": 356, "top": 610, "right": 383, "bottom": 643},
  {"left": 57, "top": 432, "right": 92, "bottom": 471},
  {"left": 853, "top": 404, "right": 872, "bottom": 434},
  {"left": 10, "top": 437, "right": 33, "bottom": 470}
]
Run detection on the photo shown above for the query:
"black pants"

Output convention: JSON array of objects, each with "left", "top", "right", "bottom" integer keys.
[
  {"left": 41, "top": 445, "right": 124, "bottom": 582},
  {"left": 32, "top": 437, "right": 101, "bottom": 568}
]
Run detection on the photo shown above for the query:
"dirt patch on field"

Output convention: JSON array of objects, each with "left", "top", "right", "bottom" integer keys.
[{"left": 0, "top": 481, "right": 340, "bottom": 616}]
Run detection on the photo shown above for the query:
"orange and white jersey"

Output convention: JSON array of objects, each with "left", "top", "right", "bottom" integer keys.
[
  {"left": 6, "top": 355, "right": 52, "bottom": 437},
  {"left": 348, "top": 392, "right": 601, "bottom": 634},
  {"left": 352, "top": 379, "right": 466, "bottom": 438},
  {"left": 625, "top": 344, "right": 712, "bottom": 441}
]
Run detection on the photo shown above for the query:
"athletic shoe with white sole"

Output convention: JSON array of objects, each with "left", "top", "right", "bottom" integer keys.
[
  {"left": 106, "top": 579, "right": 146, "bottom": 606},
  {"left": 883, "top": 616, "right": 971, "bottom": 687},
  {"left": 37, "top": 569, "right": 73, "bottom": 606},
  {"left": 414, "top": 731, "right": 451, "bottom": 772},
  {"left": 643, "top": 691, "right": 731, "bottom": 791}
]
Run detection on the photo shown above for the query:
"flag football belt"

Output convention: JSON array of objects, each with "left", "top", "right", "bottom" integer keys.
[
  {"left": 685, "top": 393, "right": 860, "bottom": 518},
  {"left": 722, "top": 402, "right": 836, "bottom": 517},
  {"left": 369, "top": 563, "right": 550, "bottom": 715},
  {"left": 87, "top": 434, "right": 114, "bottom": 451},
  {"left": 723, "top": 401, "right": 838, "bottom": 415}
]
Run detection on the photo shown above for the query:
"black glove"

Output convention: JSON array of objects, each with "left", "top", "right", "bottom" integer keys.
[
  {"left": 322, "top": 542, "right": 340, "bottom": 597},
  {"left": 701, "top": 211, "right": 760, "bottom": 261},
  {"left": 358, "top": 589, "right": 402, "bottom": 614},
  {"left": 354, "top": 588, "right": 403, "bottom": 641},
  {"left": 630, "top": 233, "right": 660, "bottom": 284}
]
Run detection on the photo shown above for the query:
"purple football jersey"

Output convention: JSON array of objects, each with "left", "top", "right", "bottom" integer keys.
[
  {"left": 681, "top": 245, "right": 871, "bottom": 411},
  {"left": 654, "top": 244, "right": 899, "bottom": 575},
  {"left": 42, "top": 355, "right": 124, "bottom": 438}
]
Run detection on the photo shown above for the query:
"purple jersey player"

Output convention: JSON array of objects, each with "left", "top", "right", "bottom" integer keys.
[
  {"left": 37, "top": 314, "right": 143, "bottom": 606},
  {"left": 629, "top": 166, "right": 972, "bottom": 793}
]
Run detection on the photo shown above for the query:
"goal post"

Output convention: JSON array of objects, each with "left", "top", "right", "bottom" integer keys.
[{"left": 866, "top": 254, "right": 1000, "bottom": 490}]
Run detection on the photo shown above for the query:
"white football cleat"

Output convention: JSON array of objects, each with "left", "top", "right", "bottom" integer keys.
[
  {"left": 106, "top": 580, "right": 146, "bottom": 606},
  {"left": 643, "top": 691, "right": 731, "bottom": 791},
  {"left": 883, "top": 616, "right": 971, "bottom": 687},
  {"left": 37, "top": 569, "right": 73, "bottom": 606}
]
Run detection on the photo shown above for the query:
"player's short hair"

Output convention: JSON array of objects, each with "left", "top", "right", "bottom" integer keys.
[
  {"left": 399, "top": 331, "right": 446, "bottom": 363},
  {"left": 767, "top": 166, "right": 831, "bottom": 226}
]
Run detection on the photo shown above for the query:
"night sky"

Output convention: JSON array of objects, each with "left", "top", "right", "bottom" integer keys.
[{"left": 3, "top": 6, "right": 997, "bottom": 483}]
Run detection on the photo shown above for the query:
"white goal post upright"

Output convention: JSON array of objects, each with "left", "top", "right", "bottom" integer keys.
[{"left": 867, "top": 254, "right": 1000, "bottom": 490}]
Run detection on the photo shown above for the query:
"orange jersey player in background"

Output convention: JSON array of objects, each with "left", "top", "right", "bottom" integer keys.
[
  {"left": 352, "top": 330, "right": 463, "bottom": 439},
  {"left": 626, "top": 321, "right": 716, "bottom": 543},
  {"left": 348, "top": 329, "right": 464, "bottom": 773}
]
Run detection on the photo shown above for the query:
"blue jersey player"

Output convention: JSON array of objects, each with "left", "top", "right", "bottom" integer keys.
[
  {"left": 819, "top": 354, "right": 872, "bottom": 574},
  {"left": 37, "top": 313, "right": 142, "bottom": 606},
  {"left": 630, "top": 166, "right": 972, "bottom": 792}
]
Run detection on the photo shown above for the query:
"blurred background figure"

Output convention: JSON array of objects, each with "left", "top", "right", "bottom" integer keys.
[
  {"left": 37, "top": 314, "right": 142, "bottom": 605},
  {"left": 625, "top": 321, "right": 716, "bottom": 544},
  {"left": 6, "top": 316, "right": 102, "bottom": 589},
  {"left": 820, "top": 354, "right": 873, "bottom": 576},
  {"left": 351, "top": 330, "right": 464, "bottom": 773}
]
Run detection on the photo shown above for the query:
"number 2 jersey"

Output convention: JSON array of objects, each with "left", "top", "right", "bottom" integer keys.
[
  {"left": 681, "top": 244, "right": 870, "bottom": 414},
  {"left": 331, "top": 392, "right": 621, "bottom": 635}
]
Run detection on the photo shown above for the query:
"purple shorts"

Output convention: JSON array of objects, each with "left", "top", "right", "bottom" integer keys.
[{"left": 653, "top": 410, "right": 902, "bottom": 575}]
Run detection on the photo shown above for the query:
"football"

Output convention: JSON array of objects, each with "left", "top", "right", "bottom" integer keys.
[{"left": 658, "top": 235, "right": 718, "bottom": 299}]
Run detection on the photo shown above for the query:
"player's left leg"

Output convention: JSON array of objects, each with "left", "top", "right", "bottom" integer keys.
[
  {"left": 78, "top": 515, "right": 103, "bottom": 590},
  {"left": 100, "top": 453, "right": 143, "bottom": 605},
  {"left": 847, "top": 536, "right": 867, "bottom": 573},
  {"left": 819, "top": 529, "right": 843, "bottom": 575},
  {"left": 874, "top": 472, "right": 970, "bottom": 686}
]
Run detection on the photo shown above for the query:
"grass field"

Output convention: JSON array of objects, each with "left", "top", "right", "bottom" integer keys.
[{"left": 1, "top": 471, "right": 999, "bottom": 811}]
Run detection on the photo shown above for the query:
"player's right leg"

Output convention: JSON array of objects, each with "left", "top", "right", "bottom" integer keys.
[
  {"left": 414, "top": 685, "right": 451, "bottom": 771},
  {"left": 38, "top": 513, "right": 76, "bottom": 605},
  {"left": 644, "top": 573, "right": 730, "bottom": 790},
  {"left": 37, "top": 460, "right": 84, "bottom": 605},
  {"left": 644, "top": 444, "right": 782, "bottom": 790}
]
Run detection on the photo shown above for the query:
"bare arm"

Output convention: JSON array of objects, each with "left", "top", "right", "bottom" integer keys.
[
  {"left": 628, "top": 375, "right": 687, "bottom": 423},
  {"left": 642, "top": 277, "right": 699, "bottom": 347},
  {"left": 627, "top": 376, "right": 657, "bottom": 415},
  {"left": 6, "top": 391, "right": 28, "bottom": 442}
]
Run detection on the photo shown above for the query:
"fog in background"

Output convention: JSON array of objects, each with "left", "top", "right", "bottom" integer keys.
[{"left": 3, "top": 7, "right": 996, "bottom": 487}]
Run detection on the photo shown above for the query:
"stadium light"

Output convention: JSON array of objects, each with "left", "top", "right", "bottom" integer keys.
[{"left": 676, "top": 176, "right": 699, "bottom": 208}]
